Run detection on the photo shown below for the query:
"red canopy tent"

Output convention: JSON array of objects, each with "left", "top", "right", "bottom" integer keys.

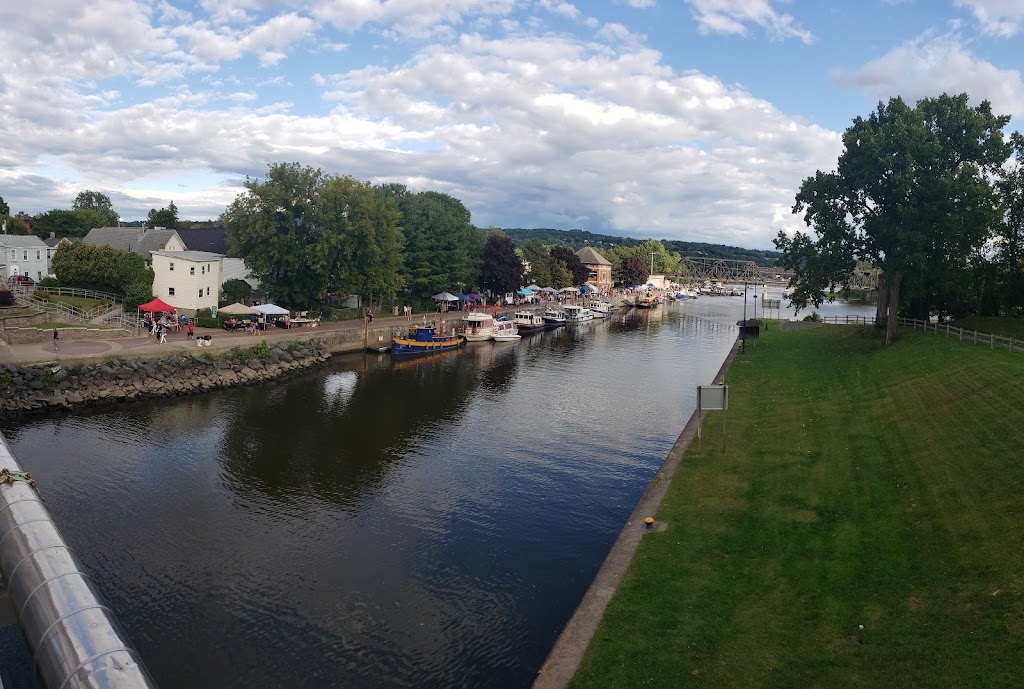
[{"left": 137, "top": 297, "right": 175, "bottom": 313}]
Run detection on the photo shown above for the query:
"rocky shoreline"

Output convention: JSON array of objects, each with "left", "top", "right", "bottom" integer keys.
[{"left": 1, "top": 339, "right": 333, "bottom": 417}]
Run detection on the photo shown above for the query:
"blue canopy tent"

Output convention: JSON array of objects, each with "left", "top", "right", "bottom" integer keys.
[
  {"left": 516, "top": 288, "right": 535, "bottom": 296},
  {"left": 579, "top": 285, "right": 595, "bottom": 293}
]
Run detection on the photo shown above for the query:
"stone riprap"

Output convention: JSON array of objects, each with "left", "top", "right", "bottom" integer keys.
[{"left": 0, "top": 339, "right": 332, "bottom": 417}]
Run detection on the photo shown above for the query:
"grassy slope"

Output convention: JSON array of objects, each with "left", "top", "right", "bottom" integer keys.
[
  {"left": 950, "top": 316, "right": 1024, "bottom": 340},
  {"left": 571, "top": 326, "right": 1024, "bottom": 689}
]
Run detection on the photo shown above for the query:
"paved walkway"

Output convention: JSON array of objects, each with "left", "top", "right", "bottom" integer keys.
[{"left": 0, "top": 306, "right": 531, "bottom": 366}]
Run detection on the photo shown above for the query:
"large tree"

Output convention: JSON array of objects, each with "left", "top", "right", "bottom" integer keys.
[
  {"left": 73, "top": 190, "right": 119, "bottom": 226},
  {"left": 519, "top": 238, "right": 553, "bottom": 287},
  {"left": 776, "top": 94, "right": 1011, "bottom": 343},
  {"left": 0, "top": 196, "right": 8, "bottom": 216},
  {"left": 51, "top": 241, "right": 153, "bottom": 305},
  {"left": 621, "top": 256, "right": 649, "bottom": 288},
  {"left": 32, "top": 208, "right": 107, "bottom": 239},
  {"left": 223, "top": 164, "right": 343, "bottom": 308},
  {"left": 995, "top": 132, "right": 1024, "bottom": 315},
  {"left": 148, "top": 201, "right": 182, "bottom": 230},
  {"left": 399, "top": 190, "right": 484, "bottom": 302},
  {"left": 549, "top": 245, "right": 588, "bottom": 286},
  {"left": 481, "top": 230, "right": 523, "bottom": 295}
]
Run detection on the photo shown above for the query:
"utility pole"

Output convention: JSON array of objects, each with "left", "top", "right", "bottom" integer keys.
[{"left": 650, "top": 252, "right": 656, "bottom": 275}]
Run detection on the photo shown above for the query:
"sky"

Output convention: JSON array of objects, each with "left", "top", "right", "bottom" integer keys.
[{"left": 1, "top": 0, "right": 1023, "bottom": 250}]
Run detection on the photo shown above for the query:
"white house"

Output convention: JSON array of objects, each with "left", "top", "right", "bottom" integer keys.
[
  {"left": 1, "top": 234, "right": 51, "bottom": 282},
  {"left": 151, "top": 250, "right": 222, "bottom": 314}
]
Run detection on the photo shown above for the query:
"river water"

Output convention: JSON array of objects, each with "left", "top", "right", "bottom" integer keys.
[{"left": 1, "top": 294, "right": 873, "bottom": 689}]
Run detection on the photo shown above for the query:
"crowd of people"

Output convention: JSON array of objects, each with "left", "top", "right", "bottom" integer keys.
[{"left": 143, "top": 311, "right": 195, "bottom": 343}]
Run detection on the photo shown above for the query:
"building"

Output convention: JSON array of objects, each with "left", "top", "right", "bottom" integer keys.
[
  {"left": 151, "top": 251, "right": 222, "bottom": 314},
  {"left": 43, "top": 233, "right": 74, "bottom": 276},
  {"left": 1, "top": 234, "right": 51, "bottom": 282},
  {"left": 177, "top": 226, "right": 259, "bottom": 291},
  {"left": 81, "top": 227, "right": 185, "bottom": 266},
  {"left": 575, "top": 246, "right": 612, "bottom": 291}
]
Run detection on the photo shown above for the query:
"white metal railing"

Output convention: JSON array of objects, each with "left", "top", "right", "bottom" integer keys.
[
  {"left": 897, "top": 317, "right": 1022, "bottom": 353},
  {"left": 821, "top": 315, "right": 876, "bottom": 325}
]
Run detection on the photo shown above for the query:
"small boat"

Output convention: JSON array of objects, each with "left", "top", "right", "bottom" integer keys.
[
  {"left": 459, "top": 311, "right": 497, "bottom": 341},
  {"left": 492, "top": 320, "right": 521, "bottom": 342},
  {"left": 563, "top": 304, "right": 595, "bottom": 322},
  {"left": 512, "top": 311, "right": 553, "bottom": 333},
  {"left": 392, "top": 323, "right": 463, "bottom": 357},
  {"left": 635, "top": 294, "right": 658, "bottom": 309},
  {"left": 542, "top": 308, "right": 567, "bottom": 325},
  {"left": 586, "top": 299, "right": 612, "bottom": 318}
]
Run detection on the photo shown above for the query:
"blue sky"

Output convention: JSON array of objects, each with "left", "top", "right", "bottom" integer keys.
[{"left": 1, "top": 0, "right": 1023, "bottom": 249}]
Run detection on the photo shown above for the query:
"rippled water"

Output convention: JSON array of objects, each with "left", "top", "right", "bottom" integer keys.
[{"left": 2, "top": 297, "right": 872, "bottom": 688}]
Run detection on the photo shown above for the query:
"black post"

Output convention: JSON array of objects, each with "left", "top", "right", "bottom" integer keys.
[{"left": 742, "top": 280, "right": 747, "bottom": 353}]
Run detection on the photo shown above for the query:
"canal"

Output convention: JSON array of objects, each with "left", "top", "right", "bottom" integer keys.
[{"left": 1, "top": 295, "right": 873, "bottom": 688}]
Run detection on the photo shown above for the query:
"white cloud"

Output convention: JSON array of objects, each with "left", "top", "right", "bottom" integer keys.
[
  {"left": 830, "top": 33, "right": 1024, "bottom": 119},
  {"left": 684, "top": 0, "right": 813, "bottom": 43},
  {"left": 954, "top": 0, "right": 1024, "bottom": 37},
  {"left": 617, "top": 0, "right": 657, "bottom": 8},
  {"left": 311, "top": 0, "right": 520, "bottom": 39}
]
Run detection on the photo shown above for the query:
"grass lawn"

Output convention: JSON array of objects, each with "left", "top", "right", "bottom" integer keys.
[
  {"left": 570, "top": 325, "right": 1024, "bottom": 689},
  {"left": 950, "top": 315, "right": 1024, "bottom": 340}
]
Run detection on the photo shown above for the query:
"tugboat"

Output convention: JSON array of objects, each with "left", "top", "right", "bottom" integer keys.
[{"left": 392, "top": 323, "right": 463, "bottom": 357}]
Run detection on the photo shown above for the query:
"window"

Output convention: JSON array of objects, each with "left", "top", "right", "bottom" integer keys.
[
  {"left": 169, "top": 262, "right": 175, "bottom": 271},
  {"left": 37, "top": 271, "right": 42, "bottom": 279},
  {"left": 198, "top": 289, "right": 203, "bottom": 299},
  {"left": 23, "top": 251, "right": 28, "bottom": 260},
  {"left": 201, "top": 265, "right": 205, "bottom": 275},
  {"left": 36, "top": 250, "right": 41, "bottom": 260},
  {"left": 168, "top": 287, "right": 176, "bottom": 296},
  {"left": 190, "top": 266, "right": 195, "bottom": 275},
  {"left": 206, "top": 287, "right": 210, "bottom": 296}
]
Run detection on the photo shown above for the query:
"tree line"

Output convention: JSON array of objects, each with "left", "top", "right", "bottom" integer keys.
[{"left": 776, "top": 92, "right": 1024, "bottom": 343}]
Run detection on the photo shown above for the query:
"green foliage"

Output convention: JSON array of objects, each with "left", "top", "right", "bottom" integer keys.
[
  {"left": 73, "top": 191, "right": 119, "bottom": 226},
  {"left": 36, "top": 276, "right": 61, "bottom": 288},
  {"left": 620, "top": 255, "right": 649, "bottom": 287},
  {"left": 52, "top": 242, "right": 154, "bottom": 298},
  {"left": 519, "top": 238, "right": 554, "bottom": 286},
  {"left": 286, "top": 341, "right": 300, "bottom": 353},
  {"left": 802, "top": 311, "right": 822, "bottom": 321},
  {"left": 0, "top": 196, "right": 8, "bottom": 216},
  {"left": 0, "top": 289, "right": 15, "bottom": 307},
  {"left": 147, "top": 201, "right": 182, "bottom": 230},
  {"left": 32, "top": 208, "right": 106, "bottom": 239},
  {"left": 398, "top": 189, "right": 484, "bottom": 301},
  {"left": 549, "top": 245, "right": 588, "bottom": 286},
  {"left": 232, "top": 339, "right": 273, "bottom": 364},
  {"left": 194, "top": 308, "right": 219, "bottom": 328},
  {"left": 1, "top": 214, "right": 28, "bottom": 235},
  {"left": 221, "top": 278, "right": 252, "bottom": 306},
  {"left": 995, "top": 132, "right": 1024, "bottom": 315},
  {"left": 481, "top": 231, "right": 523, "bottom": 294},
  {"left": 0, "top": 369, "right": 13, "bottom": 385},
  {"left": 123, "top": 280, "right": 154, "bottom": 311}
]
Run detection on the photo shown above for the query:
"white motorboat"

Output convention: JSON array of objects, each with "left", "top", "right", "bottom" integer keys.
[
  {"left": 542, "top": 308, "right": 567, "bottom": 325},
  {"left": 459, "top": 311, "right": 496, "bottom": 341},
  {"left": 563, "top": 304, "right": 594, "bottom": 322},
  {"left": 492, "top": 320, "right": 521, "bottom": 342},
  {"left": 512, "top": 311, "right": 552, "bottom": 333},
  {"left": 586, "top": 299, "right": 612, "bottom": 318}
]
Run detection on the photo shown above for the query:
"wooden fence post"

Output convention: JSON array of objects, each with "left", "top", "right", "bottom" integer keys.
[
  {"left": 974, "top": 330, "right": 978, "bottom": 344},
  {"left": 991, "top": 333, "right": 995, "bottom": 350},
  {"left": 1011, "top": 338, "right": 1015, "bottom": 353}
]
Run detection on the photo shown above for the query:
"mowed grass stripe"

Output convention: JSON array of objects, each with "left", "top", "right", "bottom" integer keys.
[{"left": 569, "top": 326, "right": 1024, "bottom": 689}]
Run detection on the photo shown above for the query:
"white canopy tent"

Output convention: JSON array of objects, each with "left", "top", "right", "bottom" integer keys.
[
  {"left": 218, "top": 302, "right": 257, "bottom": 315},
  {"left": 432, "top": 292, "right": 459, "bottom": 301},
  {"left": 253, "top": 303, "right": 290, "bottom": 315}
]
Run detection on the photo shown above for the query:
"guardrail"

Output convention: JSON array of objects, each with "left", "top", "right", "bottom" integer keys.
[{"left": 898, "top": 317, "right": 1022, "bottom": 353}]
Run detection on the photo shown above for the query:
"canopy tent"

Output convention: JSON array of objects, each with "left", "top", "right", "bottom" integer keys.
[
  {"left": 579, "top": 285, "right": 595, "bottom": 293},
  {"left": 540, "top": 287, "right": 558, "bottom": 294},
  {"left": 646, "top": 283, "right": 657, "bottom": 288},
  {"left": 137, "top": 297, "right": 175, "bottom": 313},
  {"left": 253, "top": 303, "right": 290, "bottom": 315},
  {"left": 432, "top": 292, "right": 459, "bottom": 301},
  {"left": 559, "top": 286, "right": 580, "bottom": 293},
  {"left": 516, "top": 288, "right": 535, "bottom": 296},
  {"left": 465, "top": 292, "right": 483, "bottom": 300},
  {"left": 526, "top": 284, "right": 542, "bottom": 292},
  {"left": 218, "top": 302, "right": 257, "bottom": 315},
  {"left": 457, "top": 294, "right": 471, "bottom": 301}
]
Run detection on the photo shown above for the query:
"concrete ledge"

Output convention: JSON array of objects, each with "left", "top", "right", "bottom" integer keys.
[{"left": 532, "top": 335, "right": 740, "bottom": 689}]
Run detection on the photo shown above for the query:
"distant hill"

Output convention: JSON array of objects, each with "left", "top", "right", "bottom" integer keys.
[{"left": 501, "top": 228, "right": 781, "bottom": 267}]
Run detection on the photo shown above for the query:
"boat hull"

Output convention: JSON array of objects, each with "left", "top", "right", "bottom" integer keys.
[{"left": 392, "top": 337, "right": 463, "bottom": 356}]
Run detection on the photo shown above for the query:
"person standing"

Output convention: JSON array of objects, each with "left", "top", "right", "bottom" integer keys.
[
  {"left": 52, "top": 328, "right": 59, "bottom": 352},
  {"left": 158, "top": 324, "right": 166, "bottom": 344},
  {"left": 187, "top": 321, "right": 195, "bottom": 340}
]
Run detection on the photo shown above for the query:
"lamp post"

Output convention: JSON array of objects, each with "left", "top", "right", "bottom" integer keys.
[{"left": 742, "top": 280, "right": 748, "bottom": 353}]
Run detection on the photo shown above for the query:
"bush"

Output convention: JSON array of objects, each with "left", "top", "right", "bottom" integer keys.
[
  {"left": 195, "top": 308, "right": 219, "bottom": 329},
  {"left": 803, "top": 311, "right": 823, "bottom": 322},
  {"left": 37, "top": 276, "right": 61, "bottom": 288},
  {"left": 0, "top": 289, "right": 14, "bottom": 307}
]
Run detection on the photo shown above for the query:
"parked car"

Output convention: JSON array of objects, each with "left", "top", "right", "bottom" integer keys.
[{"left": 7, "top": 275, "right": 34, "bottom": 285}]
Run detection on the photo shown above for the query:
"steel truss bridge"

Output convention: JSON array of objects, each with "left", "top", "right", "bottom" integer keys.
[{"left": 668, "top": 256, "right": 793, "bottom": 285}]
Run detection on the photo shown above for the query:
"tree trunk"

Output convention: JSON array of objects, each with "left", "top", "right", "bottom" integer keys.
[
  {"left": 885, "top": 272, "right": 902, "bottom": 345},
  {"left": 876, "top": 274, "right": 888, "bottom": 325}
]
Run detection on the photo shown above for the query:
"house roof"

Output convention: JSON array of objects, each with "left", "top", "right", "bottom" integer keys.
[
  {"left": 176, "top": 227, "right": 230, "bottom": 255},
  {"left": 0, "top": 234, "right": 49, "bottom": 248},
  {"left": 81, "top": 227, "right": 181, "bottom": 259},
  {"left": 44, "top": 236, "right": 75, "bottom": 248},
  {"left": 152, "top": 250, "right": 224, "bottom": 261},
  {"left": 575, "top": 246, "right": 611, "bottom": 266}
]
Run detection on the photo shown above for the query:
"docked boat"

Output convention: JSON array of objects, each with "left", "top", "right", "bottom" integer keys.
[
  {"left": 492, "top": 320, "right": 521, "bottom": 342},
  {"left": 635, "top": 293, "right": 658, "bottom": 308},
  {"left": 512, "top": 310, "right": 553, "bottom": 333},
  {"left": 563, "top": 304, "right": 595, "bottom": 322},
  {"left": 392, "top": 323, "right": 463, "bottom": 357},
  {"left": 542, "top": 308, "right": 567, "bottom": 325},
  {"left": 586, "top": 299, "right": 612, "bottom": 318},
  {"left": 459, "top": 311, "right": 497, "bottom": 341}
]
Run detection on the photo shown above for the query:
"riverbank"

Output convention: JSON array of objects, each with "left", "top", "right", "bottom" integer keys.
[{"left": 568, "top": 325, "right": 1024, "bottom": 688}]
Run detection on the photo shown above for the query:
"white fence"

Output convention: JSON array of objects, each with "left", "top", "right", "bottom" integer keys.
[{"left": 897, "top": 317, "right": 1022, "bottom": 353}]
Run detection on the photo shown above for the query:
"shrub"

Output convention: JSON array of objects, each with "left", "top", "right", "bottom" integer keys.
[
  {"left": 803, "top": 311, "right": 823, "bottom": 322},
  {"left": 0, "top": 289, "right": 14, "bottom": 307}
]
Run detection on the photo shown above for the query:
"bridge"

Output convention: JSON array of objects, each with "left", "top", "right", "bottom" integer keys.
[{"left": 668, "top": 256, "right": 792, "bottom": 286}]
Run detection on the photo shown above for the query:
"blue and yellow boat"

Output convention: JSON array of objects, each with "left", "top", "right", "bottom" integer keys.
[{"left": 392, "top": 323, "right": 463, "bottom": 356}]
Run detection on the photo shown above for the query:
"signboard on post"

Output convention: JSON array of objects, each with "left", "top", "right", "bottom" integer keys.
[
  {"left": 697, "top": 384, "right": 729, "bottom": 452},
  {"left": 210, "top": 304, "right": 218, "bottom": 318}
]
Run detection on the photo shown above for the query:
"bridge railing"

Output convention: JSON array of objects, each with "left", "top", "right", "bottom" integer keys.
[{"left": 897, "top": 317, "right": 1022, "bottom": 353}]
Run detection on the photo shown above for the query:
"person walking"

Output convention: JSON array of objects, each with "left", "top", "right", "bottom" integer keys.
[
  {"left": 158, "top": 324, "right": 167, "bottom": 344},
  {"left": 52, "top": 328, "right": 59, "bottom": 352},
  {"left": 187, "top": 321, "right": 195, "bottom": 340},
  {"left": 366, "top": 308, "right": 374, "bottom": 324}
]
